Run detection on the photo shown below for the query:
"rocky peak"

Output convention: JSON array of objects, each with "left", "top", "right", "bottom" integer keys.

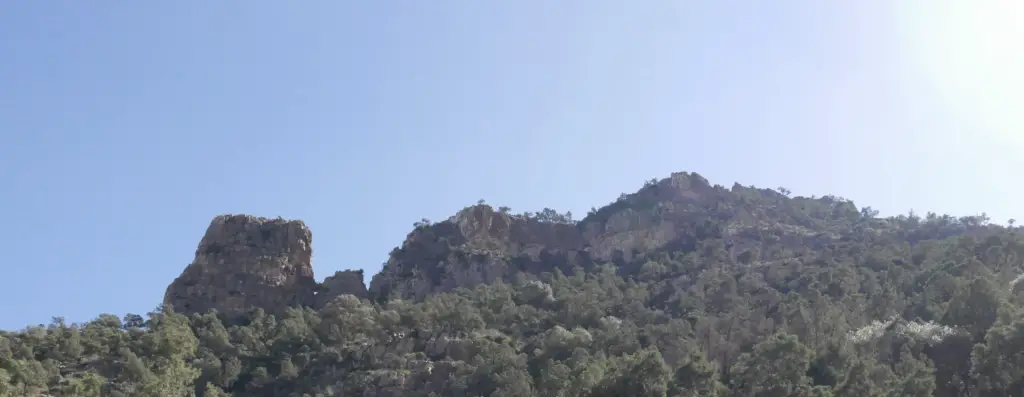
[
  {"left": 367, "top": 204, "right": 590, "bottom": 300},
  {"left": 163, "top": 214, "right": 318, "bottom": 317},
  {"left": 452, "top": 204, "right": 584, "bottom": 254},
  {"left": 367, "top": 171, "right": 842, "bottom": 301}
]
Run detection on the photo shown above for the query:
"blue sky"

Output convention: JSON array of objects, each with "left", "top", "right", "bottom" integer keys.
[{"left": 1, "top": 1, "right": 1021, "bottom": 330}]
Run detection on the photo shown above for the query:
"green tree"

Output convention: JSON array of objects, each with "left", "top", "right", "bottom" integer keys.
[
  {"left": 729, "top": 332, "right": 813, "bottom": 397},
  {"left": 670, "top": 351, "right": 724, "bottom": 397}
]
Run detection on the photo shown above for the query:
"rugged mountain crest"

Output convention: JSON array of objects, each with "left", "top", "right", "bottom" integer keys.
[
  {"left": 367, "top": 171, "right": 769, "bottom": 300},
  {"left": 25, "top": 170, "right": 1019, "bottom": 397},
  {"left": 164, "top": 171, "right": 870, "bottom": 314},
  {"left": 366, "top": 171, "right": 878, "bottom": 301}
]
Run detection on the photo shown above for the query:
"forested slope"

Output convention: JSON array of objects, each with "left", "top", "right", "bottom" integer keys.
[{"left": 3, "top": 171, "right": 1024, "bottom": 397}]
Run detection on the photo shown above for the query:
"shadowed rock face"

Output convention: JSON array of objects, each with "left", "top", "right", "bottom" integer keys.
[
  {"left": 367, "top": 204, "right": 591, "bottom": 301},
  {"left": 366, "top": 172, "right": 719, "bottom": 301},
  {"left": 366, "top": 171, "right": 853, "bottom": 301},
  {"left": 316, "top": 269, "right": 368, "bottom": 308},
  {"left": 163, "top": 214, "right": 318, "bottom": 317}
]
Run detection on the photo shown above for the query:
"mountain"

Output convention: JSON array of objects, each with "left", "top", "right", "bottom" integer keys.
[{"left": 2, "top": 171, "right": 1022, "bottom": 397}]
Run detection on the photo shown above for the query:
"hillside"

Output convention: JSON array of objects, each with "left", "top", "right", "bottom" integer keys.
[{"left": 3, "top": 171, "right": 1024, "bottom": 397}]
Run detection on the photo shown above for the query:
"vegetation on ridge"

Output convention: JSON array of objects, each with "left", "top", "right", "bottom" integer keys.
[{"left": 3, "top": 172, "right": 1024, "bottom": 397}]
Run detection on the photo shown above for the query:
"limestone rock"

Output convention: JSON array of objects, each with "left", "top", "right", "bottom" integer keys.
[
  {"left": 315, "top": 269, "right": 368, "bottom": 308},
  {"left": 164, "top": 171, "right": 860, "bottom": 310},
  {"left": 368, "top": 171, "right": 840, "bottom": 301},
  {"left": 163, "top": 214, "right": 316, "bottom": 317},
  {"left": 368, "top": 204, "right": 592, "bottom": 301}
]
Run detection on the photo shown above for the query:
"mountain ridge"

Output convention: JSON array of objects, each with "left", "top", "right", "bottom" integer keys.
[
  {"left": 6, "top": 170, "right": 1019, "bottom": 396},
  {"left": 164, "top": 170, "right": 997, "bottom": 318}
]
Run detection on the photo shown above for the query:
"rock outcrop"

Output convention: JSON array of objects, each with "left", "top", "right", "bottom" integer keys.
[
  {"left": 367, "top": 171, "right": 850, "bottom": 301},
  {"left": 368, "top": 172, "right": 724, "bottom": 300},
  {"left": 315, "top": 269, "right": 369, "bottom": 308},
  {"left": 163, "top": 214, "right": 318, "bottom": 317},
  {"left": 367, "top": 204, "right": 591, "bottom": 300}
]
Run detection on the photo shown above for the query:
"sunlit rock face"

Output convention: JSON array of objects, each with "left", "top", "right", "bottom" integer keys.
[{"left": 163, "top": 214, "right": 317, "bottom": 317}]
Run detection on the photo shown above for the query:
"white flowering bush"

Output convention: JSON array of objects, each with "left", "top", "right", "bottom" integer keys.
[
  {"left": 847, "top": 317, "right": 896, "bottom": 344},
  {"left": 847, "top": 316, "right": 961, "bottom": 344},
  {"left": 899, "top": 320, "right": 961, "bottom": 342},
  {"left": 1010, "top": 273, "right": 1024, "bottom": 290},
  {"left": 600, "top": 316, "right": 623, "bottom": 328}
]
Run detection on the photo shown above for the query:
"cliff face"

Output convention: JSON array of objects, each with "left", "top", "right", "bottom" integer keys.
[
  {"left": 367, "top": 172, "right": 719, "bottom": 300},
  {"left": 165, "top": 171, "right": 871, "bottom": 315},
  {"left": 367, "top": 204, "right": 590, "bottom": 300},
  {"left": 367, "top": 171, "right": 858, "bottom": 301},
  {"left": 163, "top": 215, "right": 367, "bottom": 317}
]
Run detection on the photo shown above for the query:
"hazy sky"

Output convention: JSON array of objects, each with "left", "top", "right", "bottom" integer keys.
[{"left": 1, "top": 1, "right": 1022, "bottom": 330}]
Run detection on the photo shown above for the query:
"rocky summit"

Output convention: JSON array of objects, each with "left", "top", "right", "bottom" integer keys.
[
  {"left": 368, "top": 172, "right": 726, "bottom": 300},
  {"left": 163, "top": 171, "right": 897, "bottom": 317}
]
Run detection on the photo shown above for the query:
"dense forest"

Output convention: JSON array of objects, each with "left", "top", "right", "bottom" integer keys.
[{"left": 4, "top": 172, "right": 1024, "bottom": 396}]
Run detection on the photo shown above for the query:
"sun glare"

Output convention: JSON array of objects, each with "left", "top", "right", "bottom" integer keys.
[{"left": 898, "top": 1, "right": 1024, "bottom": 146}]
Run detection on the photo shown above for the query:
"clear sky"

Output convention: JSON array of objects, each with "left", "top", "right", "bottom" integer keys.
[{"left": 1, "top": 1, "right": 1022, "bottom": 330}]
